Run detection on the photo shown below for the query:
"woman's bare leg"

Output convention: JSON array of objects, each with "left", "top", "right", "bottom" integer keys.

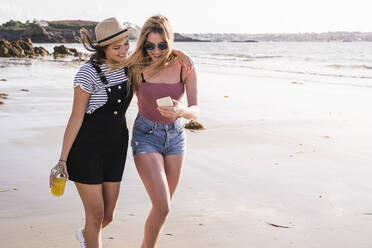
[
  {"left": 134, "top": 153, "right": 184, "bottom": 248},
  {"left": 101, "top": 182, "right": 121, "bottom": 228},
  {"left": 75, "top": 183, "right": 104, "bottom": 248}
]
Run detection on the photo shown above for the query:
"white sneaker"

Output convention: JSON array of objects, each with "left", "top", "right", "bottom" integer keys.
[{"left": 76, "top": 227, "right": 86, "bottom": 248}]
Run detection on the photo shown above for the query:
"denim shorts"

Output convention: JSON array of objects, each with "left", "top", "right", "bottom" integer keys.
[{"left": 131, "top": 114, "right": 186, "bottom": 156}]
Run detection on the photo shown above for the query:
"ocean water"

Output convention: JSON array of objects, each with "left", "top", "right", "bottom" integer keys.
[
  {"left": 174, "top": 41, "right": 372, "bottom": 88},
  {"left": 1, "top": 41, "right": 372, "bottom": 89}
]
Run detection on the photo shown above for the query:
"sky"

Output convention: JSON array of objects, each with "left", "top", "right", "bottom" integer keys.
[{"left": 0, "top": 0, "right": 371, "bottom": 34}]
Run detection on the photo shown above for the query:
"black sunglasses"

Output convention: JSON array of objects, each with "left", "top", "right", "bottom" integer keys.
[{"left": 144, "top": 42, "right": 168, "bottom": 51}]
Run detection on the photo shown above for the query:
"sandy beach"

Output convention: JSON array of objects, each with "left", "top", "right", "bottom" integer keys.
[{"left": 1, "top": 52, "right": 372, "bottom": 248}]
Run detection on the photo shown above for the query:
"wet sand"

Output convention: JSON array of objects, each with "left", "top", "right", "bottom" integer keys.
[{"left": 1, "top": 59, "right": 372, "bottom": 247}]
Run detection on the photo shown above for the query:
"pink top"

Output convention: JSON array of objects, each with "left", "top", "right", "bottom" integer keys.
[{"left": 137, "top": 81, "right": 185, "bottom": 124}]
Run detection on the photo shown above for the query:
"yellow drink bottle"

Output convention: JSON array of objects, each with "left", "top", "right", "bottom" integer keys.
[{"left": 51, "top": 165, "right": 67, "bottom": 197}]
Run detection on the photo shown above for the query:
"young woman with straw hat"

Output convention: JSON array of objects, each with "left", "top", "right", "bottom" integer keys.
[{"left": 49, "top": 17, "right": 191, "bottom": 248}]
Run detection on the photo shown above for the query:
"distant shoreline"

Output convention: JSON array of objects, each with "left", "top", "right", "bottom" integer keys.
[{"left": 1, "top": 20, "right": 372, "bottom": 42}]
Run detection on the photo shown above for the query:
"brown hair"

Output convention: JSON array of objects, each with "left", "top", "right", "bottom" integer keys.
[{"left": 80, "top": 28, "right": 108, "bottom": 64}]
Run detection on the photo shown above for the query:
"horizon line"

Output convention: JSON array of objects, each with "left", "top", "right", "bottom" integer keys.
[{"left": 1, "top": 19, "right": 371, "bottom": 35}]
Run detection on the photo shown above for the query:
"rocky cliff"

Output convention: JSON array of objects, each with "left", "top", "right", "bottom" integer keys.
[
  {"left": 0, "top": 21, "right": 96, "bottom": 43},
  {"left": 0, "top": 20, "right": 205, "bottom": 43}
]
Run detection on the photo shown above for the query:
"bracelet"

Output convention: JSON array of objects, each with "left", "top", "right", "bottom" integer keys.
[{"left": 59, "top": 159, "right": 67, "bottom": 163}]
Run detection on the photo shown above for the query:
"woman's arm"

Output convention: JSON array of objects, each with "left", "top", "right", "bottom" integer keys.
[
  {"left": 180, "top": 67, "right": 199, "bottom": 120},
  {"left": 157, "top": 67, "right": 199, "bottom": 120},
  {"left": 50, "top": 87, "right": 90, "bottom": 187},
  {"left": 172, "top": 49, "right": 194, "bottom": 72}
]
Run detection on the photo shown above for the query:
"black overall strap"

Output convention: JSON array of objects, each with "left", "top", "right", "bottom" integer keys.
[
  {"left": 90, "top": 61, "right": 109, "bottom": 85},
  {"left": 124, "top": 67, "right": 129, "bottom": 81},
  {"left": 123, "top": 67, "right": 131, "bottom": 99},
  {"left": 180, "top": 66, "right": 183, "bottom": 83},
  {"left": 141, "top": 73, "right": 146, "bottom": 83}
]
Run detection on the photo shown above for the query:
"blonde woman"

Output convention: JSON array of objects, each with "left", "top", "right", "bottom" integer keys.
[{"left": 118, "top": 15, "right": 198, "bottom": 248}]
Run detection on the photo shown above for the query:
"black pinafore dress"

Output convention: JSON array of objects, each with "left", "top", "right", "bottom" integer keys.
[{"left": 67, "top": 62, "right": 133, "bottom": 184}]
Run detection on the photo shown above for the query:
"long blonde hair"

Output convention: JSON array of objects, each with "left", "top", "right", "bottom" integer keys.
[{"left": 115, "top": 14, "right": 176, "bottom": 92}]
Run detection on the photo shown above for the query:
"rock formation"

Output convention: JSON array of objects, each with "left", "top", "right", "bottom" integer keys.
[
  {"left": 0, "top": 39, "right": 50, "bottom": 57},
  {"left": 53, "top": 45, "right": 82, "bottom": 58}
]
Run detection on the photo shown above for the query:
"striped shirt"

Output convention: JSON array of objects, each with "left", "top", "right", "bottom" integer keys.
[{"left": 73, "top": 62, "right": 128, "bottom": 114}]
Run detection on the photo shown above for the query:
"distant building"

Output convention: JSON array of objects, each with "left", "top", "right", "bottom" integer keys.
[{"left": 35, "top": 20, "right": 48, "bottom": 27}]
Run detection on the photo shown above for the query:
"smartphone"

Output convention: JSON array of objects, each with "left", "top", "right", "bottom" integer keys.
[{"left": 156, "top": 96, "right": 174, "bottom": 107}]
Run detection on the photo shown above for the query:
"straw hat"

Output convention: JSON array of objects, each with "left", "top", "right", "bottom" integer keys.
[{"left": 95, "top": 17, "right": 131, "bottom": 46}]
